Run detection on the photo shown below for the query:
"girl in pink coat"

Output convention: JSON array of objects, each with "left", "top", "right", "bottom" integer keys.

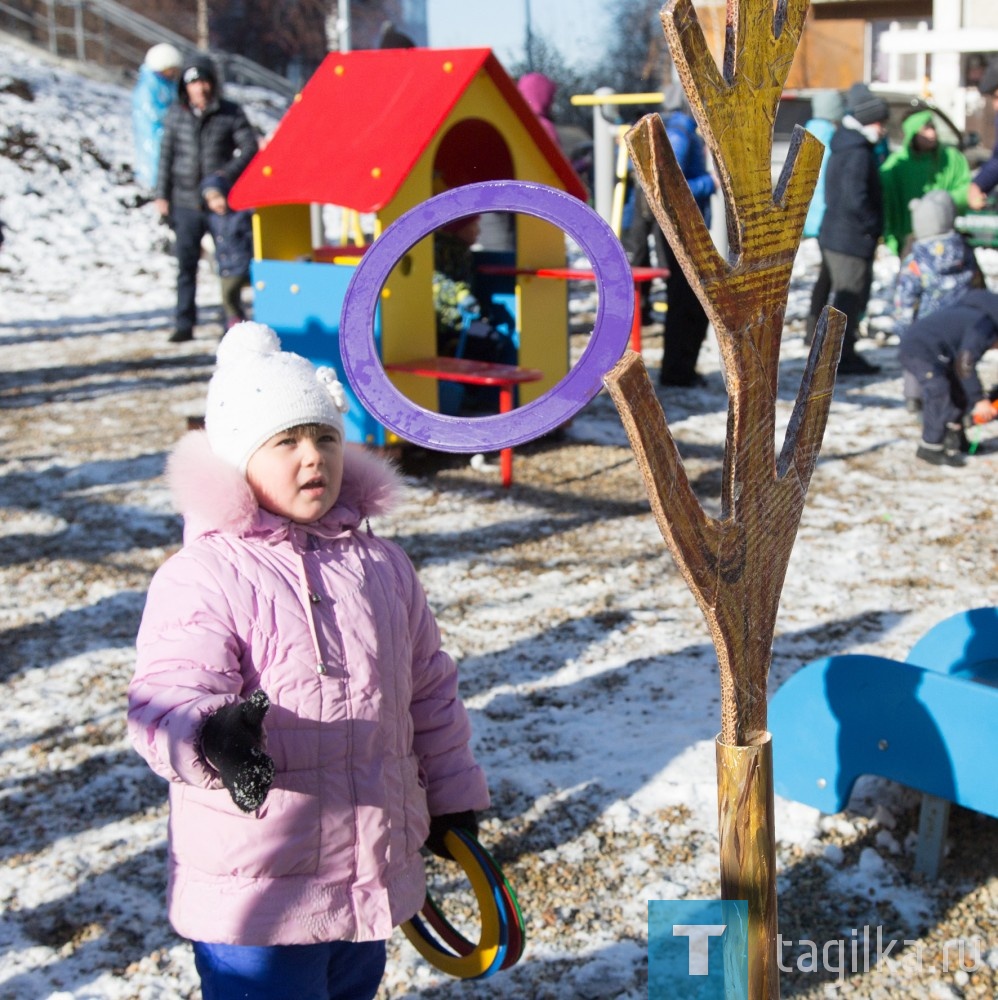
[{"left": 128, "top": 322, "right": 489, "bottom": 1000}]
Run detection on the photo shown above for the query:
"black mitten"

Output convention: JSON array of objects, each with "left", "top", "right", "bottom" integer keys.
[
  {"left": 200, "top": 689, "right": 275, "bottom": 813},
  {"left": 425, "top": 810, "right": 479, "bottom": 860}
]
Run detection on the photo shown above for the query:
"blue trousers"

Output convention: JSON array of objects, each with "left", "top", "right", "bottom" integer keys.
[{"left": 192, "top": 939, "right": 386, "bottom": 1000}]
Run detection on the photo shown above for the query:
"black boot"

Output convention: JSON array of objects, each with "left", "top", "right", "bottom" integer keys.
[
  {"left": 942, "top": 423, "right": 970, "bottom": 455},
  {"left": 916, "top": 442, "right": 966, "bottom": 467},
  {"left": 838, "top": 353, "right": 881, "bottom": 375}
]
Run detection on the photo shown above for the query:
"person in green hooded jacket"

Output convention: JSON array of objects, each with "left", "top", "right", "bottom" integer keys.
[{"left": 879, "top": 107, "right": 972, "bottom": 256}]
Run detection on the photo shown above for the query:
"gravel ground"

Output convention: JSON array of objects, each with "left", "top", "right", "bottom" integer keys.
[{"left": 2, "top": 296, "right": 997, "bottom": 999}]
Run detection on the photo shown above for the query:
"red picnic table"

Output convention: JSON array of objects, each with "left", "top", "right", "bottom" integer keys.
[
  {"left": 384, "top": 356, "right": 543, "bottom": 488},
  {"left": 476, "top": 264, "right": 669, "bottom": 354}
]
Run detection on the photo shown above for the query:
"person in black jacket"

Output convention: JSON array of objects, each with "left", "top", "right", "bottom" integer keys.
[
  {"left": 154, "top": 57, "right": 258, "bottom": 343},
  {"left": 898, "top": 288, "right": 998, "bottom": 466},
  {"left": 817, "top": 83, "right": 889, "bottom": 375}
]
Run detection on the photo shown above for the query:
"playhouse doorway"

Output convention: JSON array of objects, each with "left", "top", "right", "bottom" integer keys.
[
  {"left": 433, "top": 117, "right": 515, "bottom": 188},
  {"left": 433, "top": 118, "right": 517, "bottom": 252}
]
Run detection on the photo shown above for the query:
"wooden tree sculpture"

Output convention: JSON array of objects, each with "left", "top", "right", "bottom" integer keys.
[{"left": 603, "top": 0, "right": 846, "bottom": 996}]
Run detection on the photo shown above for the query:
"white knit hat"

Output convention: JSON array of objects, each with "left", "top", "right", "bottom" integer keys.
[
  {"left": 144, "top": 43, "right": 183, "bottom": 74},
  {"left": 205, "top": 322, "right": 349, "bottom": 472}
]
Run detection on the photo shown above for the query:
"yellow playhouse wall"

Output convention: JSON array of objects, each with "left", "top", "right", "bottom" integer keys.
[
  {"left": 509, "top": 216, "right": 568, "bottom": 402},
  {"left": 252, "top": 203, "right": 313, "bottom": 261},
  {"left": 422, "top": 73, "right": 572, "bottom": 403},
  {"left": 251, "top": 66, "right": 580, "bottom": 416},
  {"left": 252, "top": 190, "right": 440, "bottom": 414},
  {"left": 380, "top": 158, "right": 439, "bottom": 413}
]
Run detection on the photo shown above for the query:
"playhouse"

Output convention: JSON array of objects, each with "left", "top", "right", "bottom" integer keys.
[{"left": 228, "top": 47, "right": 588, "bottom": 446}]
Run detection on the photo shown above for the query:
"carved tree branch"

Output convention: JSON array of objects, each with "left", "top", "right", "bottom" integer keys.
[
  {"left": 606, "top": 0, "right": 844, "bottom": 744},
  {"left": 603, "top": 4, "right": 847, "bottom": 995},
  {"left": 603, "top": 4, "right": 848, "bottom": 993}
]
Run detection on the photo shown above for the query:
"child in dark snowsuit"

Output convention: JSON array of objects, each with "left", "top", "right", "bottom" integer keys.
[
  {"left": 201, "top": 173, "right": 254, "bottom": 328},
  {"left": 894, "top": 189, "right": 984, "bottom": 412},
  {"left": 898, "top": 288, "right": 998, "bottom": 466},
  {"left": 895, "top": 191, "right": 983, "bottom": 328}
]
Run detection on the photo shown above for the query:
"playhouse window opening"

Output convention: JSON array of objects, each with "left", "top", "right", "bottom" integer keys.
[
  {"left": 314, "top": 204, "right": 377, "bottom": 253},
  {"left": 377, "top": 211, "right": 593, "bottom": 422}
]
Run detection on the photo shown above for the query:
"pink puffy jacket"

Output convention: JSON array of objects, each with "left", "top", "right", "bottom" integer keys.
[{"left": 128, "top": 433, "right": 489, "bottom": 946}]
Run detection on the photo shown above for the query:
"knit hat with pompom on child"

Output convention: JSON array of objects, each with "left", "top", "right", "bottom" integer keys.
[{"left": 205, "top": 322, "right": 350, "bottom": 472}]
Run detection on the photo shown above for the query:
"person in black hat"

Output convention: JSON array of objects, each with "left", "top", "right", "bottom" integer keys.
[
  {"left": 154, "top": 57, "right": 259, "bottom": 343},
  {"left": 817, "top": 82, "right": 890, "bottom": 375},
  {"left": 967, "top": 58, "right": 998, "bottom": 211}
]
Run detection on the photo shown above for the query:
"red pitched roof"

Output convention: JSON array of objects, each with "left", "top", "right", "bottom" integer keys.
[{"left": 229, "top": 47, "right": 586, "bottom": 213}]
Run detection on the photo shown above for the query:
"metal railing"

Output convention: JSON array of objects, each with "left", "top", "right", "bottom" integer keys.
[{"left": 0, "top": 0, "right": 297, "bottom": 96}]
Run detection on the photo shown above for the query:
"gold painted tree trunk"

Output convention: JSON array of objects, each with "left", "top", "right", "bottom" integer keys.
[{"left": 603, "top": 1, "right": 846, "bottom": 996}]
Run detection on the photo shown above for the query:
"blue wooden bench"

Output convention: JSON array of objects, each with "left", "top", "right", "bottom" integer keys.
[{"left": 769, "top": 607, "right": 998, "bottom": 877}]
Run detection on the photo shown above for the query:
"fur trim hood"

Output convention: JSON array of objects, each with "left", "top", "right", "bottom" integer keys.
[{"left": 166, "top": 430, "right": 402, "bottom": 540}]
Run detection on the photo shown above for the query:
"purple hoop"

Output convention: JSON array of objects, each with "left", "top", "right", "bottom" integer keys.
[{"left": 339, "top": 180, "right": 634, "bottom": 453}]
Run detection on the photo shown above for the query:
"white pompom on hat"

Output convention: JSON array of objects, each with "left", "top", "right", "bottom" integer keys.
[
  {"left": 145, "top": 43, "right": 183, "bottom": 73},
  {"left": 205, "top": 322, "right": 349, "bottom": 472}
]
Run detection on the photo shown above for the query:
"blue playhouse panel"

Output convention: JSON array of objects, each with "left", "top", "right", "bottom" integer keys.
[
  {"left": 905, "top": 605, "right": 998, "bottom": 684},
  {"left": 472, "top": 249, "right": 520, "bottom": 349},
  {"left": 769, "top": 653, "right": 998, "bottom": 820},
  {"left": 250, "top": 258, "right": 386, "bottom": 446}
]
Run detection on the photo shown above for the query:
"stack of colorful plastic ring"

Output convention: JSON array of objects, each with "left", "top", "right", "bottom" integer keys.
[{"left": 401, "top": 828, "right": 525, "bottom": 979}]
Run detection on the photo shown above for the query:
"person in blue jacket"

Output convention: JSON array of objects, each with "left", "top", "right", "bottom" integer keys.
[
  {"left": 898, "top": 289, "right": 998, "bottom": 466},
  {"left": 623, "top": 83, "right": 717, "bottom": 386},
  {"left": 131, "top": 43, "right": 183, "bottom": 191},
  {"left": 803, "top": 89, "right": 845, "bottom": 345}
]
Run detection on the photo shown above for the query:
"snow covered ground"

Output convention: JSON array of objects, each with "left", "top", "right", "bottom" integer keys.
[{"left": 2, "top": 34, "right": 998, "bottom": 1000}]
